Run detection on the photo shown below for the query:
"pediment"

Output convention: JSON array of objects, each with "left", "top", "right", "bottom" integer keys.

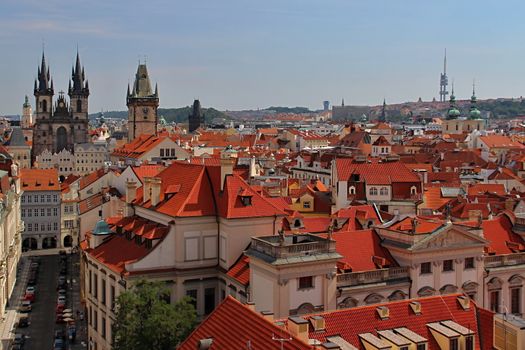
[{"left": 412, "top": 226, "right": 488, "bottom": 251}]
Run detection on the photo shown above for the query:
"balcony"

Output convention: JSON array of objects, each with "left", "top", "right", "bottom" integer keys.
[
  {"left": 337, "top": 266, "right": 410, "bottom": 287},
  {"left": 247, "top": 234, "right": 340, "bottom": 265},
  {"left": 485, "top": 252, "right": 525, "bottom": 268}
]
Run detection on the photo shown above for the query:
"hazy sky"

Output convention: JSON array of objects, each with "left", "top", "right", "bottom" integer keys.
[{"left": 1, "top": 0, "right": 524, "bottom": 114}]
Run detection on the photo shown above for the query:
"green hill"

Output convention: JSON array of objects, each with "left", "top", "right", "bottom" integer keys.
[{"left": 90, "top": 107, "right": 230, "bottom": 123}]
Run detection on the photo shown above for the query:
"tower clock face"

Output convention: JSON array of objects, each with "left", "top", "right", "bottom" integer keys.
[{"left": 59, "top": 101, "right": 65, "bottom": 108}]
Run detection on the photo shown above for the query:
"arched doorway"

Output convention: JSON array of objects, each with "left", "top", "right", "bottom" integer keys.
[
  {"left": 63, "top": 235, "right": 73, "bottom": 247},
  {"left": 56, "top": 126, "right": 68, "bottom": 152},
  {"left": 42, "top": 237, "right": 57, "bottom": 249},
  {"left": 22, "top": 238, "right": 37, "bottom": 251}
]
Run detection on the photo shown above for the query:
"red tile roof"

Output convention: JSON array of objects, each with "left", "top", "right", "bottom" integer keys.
[
  {"left": 20, "top": 168, "right": 59, "bottom": 191},
  {"left": 131, "top": 165, "right": 166, "bottom": 183},
  {"left": 388, "top": 216, "right": 444, "bottom": 234},
  {"left": 135, "top": 161, "right": 287, "bottom": 219},
  {"left": 179, "top": 297, "right": 311, "bottom": 350},
  {"left": 335, "top": 158, "right": 421, "bottom": 184},
  {"left": 79, "top": 168, "right": 106, "bottom": 190},
  {"left": 479, "top": 135, "right": 525, "bottom": 149},
  {"left": 226, "top": 255, "right": 250, "bottom": 286},
  {"left": 321, "top": 230, "right": 398, "bottom": 272},
  {"left": 301, "top": 294, "right": 488, "bottom": 350},
  {"left": 483, "top": 213, "right": 525, "bottom": 255},
  {"left": 468, "top": 183, "right": 506, "bottom": 196}
]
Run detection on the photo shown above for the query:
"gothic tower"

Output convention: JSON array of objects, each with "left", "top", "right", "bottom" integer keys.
[
  {"left": 127, "top": 63, "right": 159, "bottom": 141},
  {"left": 188, "top": 99, "right": 205, "bottom": 133},
  {"left": 22, "top": 95, "right": 33, "bottom": 129},
  {"left": 34, "top": 52, "right": 54, "bottom": 122},
  {"left": 379, "top": 98, "right": 387, "bottom": 122},
  {"left": 68, "top": 51, "right": 90, "bottom": 145}
]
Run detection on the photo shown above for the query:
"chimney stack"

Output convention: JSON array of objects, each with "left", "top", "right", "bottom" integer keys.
[
  {"left": 143, "top": 177, "right": 152, "bottom": 203},
  {"left": 288, "top": 316, "right": 309, "bottom": 343},
  {"left": 126, "top": 179, "right": 137, "bottom": 204},
  {"left": 220, "top": 148, "right": 236, "bottom": 191},
  {"left": 150, "top": 177, "right": 162, "bottom": 206}
]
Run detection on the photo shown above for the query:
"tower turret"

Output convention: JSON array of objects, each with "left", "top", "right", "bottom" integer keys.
[
  {"left": 34, "top": 51, "right": 53, "bottom": 121},
  {"left": 22, "top": 96, "right": 33, "bottom": 129},
  {"left": 469, "top": 82, "right": 481, "bottom": 120},
  {"left": 379, "top": 98, "right": 387, "bottom": 122},
  {"left": 68, "top": 50, "right": 90, "bottom": 119},
  {"left": 127, "top": 62, "right": 159, "bottom": 141},
  {"left": 188, "top": 99, "right": 205, "bottom": 133},
  {"left": 447, "top": 83, "right": 460, "bottom": 120}
]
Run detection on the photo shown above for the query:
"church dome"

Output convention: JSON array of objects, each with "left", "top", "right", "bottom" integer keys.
[
  {"left": 92, "top": 219, "right": 112, "bottom": 236},
  {"left": 448, "top": 107, "right": 461, "bottom": 119},
  {"left": 469, "top": 108, "right": 481, "bottom": 119}
]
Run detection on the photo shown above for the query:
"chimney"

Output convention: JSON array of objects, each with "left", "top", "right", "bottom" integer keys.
[
  {"left": 245, "top": 301, "right": 256, "bottom": 311},
  {"left": 261, "top": 311, "right": 274, "bottom": 322},
  {"left": 249, "top": 156, "right": 257, "bottom": 178},
  {"left": 143, "top": 177, "right": 152, "bottom": 204},
  {"left": 457, "top": 295, "right": 471, "bottom": 310},
  {"left": 220, "top": 153, "right": 235, "bottom": 192},
  {"left": 468, "top": 209, "right": 482, "bottom": 223},
  {"left": 197, "top": 338, "right": 213, "bottom": 350},
  {"left": 409, "top": 301, "right": 422, "bottom": 315},
  {"left": 288, "top": 316, "right": 309, "bottom": 343},
  {"left": 126, "top": 179, "right": 137, "bottom": 204},
  {"left": 376, "top": 306, "right": 389, "bottom": 320},
  {"left": 321, "top": 343, "right": 341, "bottom": 350},
  {"left": 310, "top": 316, "right": 325, "bottom": 331},
  {"left": 150, "top": 177, "right": 162, "bottom": 206}
]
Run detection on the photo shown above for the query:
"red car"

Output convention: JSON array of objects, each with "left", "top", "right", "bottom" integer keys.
[
  {"left": 56, "top": 304, "right": 65, "bottom": 313},
  {"left": 23, "top": 293, "right": 35, "bottom": 302}
]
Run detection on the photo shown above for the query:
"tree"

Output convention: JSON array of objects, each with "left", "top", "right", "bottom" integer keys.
[{"left": 112, "top": 280, "right": 197, "bottom": 350}]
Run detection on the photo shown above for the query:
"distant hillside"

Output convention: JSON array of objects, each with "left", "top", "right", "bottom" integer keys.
[
  {"left": 90, "top": 107, "right": 230, "bottom": 123},
  {"left": 266, "top": 106, "right": 313, "bottom": 114}
]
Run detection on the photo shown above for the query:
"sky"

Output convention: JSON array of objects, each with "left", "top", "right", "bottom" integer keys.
[{"left": 1, "top": 0, "right": 524, "bottom": 114}]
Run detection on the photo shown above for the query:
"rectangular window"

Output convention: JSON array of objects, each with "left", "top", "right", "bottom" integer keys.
[
  {"left": 89, "top": 271, "right": 92, "bottom": 295},
  {"left": 34, "top": 195, "right": 38, "bottom": 203},
  {"left": 465, "top": 336, "right": 474, "bottom": 350},
  {"left": 186, "top": 289, "right": 197, "bottom": 309},
  {"left": 416, "top": 344, "right": 427, "bottom": 350},
  {"left": 47, "top": 223, "right": 51, "bottom": 231},
  {"left": 101, "top": 279, "right": 106, "bottom": 305},
  {"left": 21, "top": 209, "right": 25, "bottom": 217},
  {"left": 110, "top": 285, "right": 115, "bottom": 310},
  {"left": 21, "top": 196, "right": 25, "bottom": 203},
  {"left": 40, "top": 195, "right": 44, "bottom": 202},
  {"left": 443, "top": 260, "right": 454, "bottom": 272},
  {"left": 464, "top": 257, "right": 474, "bottom": 269},
  {"left": 303, "top": 201, "right": 311, "bottom": 209},
  {"left": 27, "top": 195, "right": 32, "bottom": 203},
  {"left": 298, "top": 276, "right": 314, "bottom": 290},
  {"left": 101, "top": 317, "right": 106, "bottom": 339},
  {"left": 47, "top": 208, "right": 51, "bottom": 216},
  {"left": 27, "top": 209, "right": 32, "bottom": 217},
  {"left": 27, "top": 223, "right": 32, "bottom": 232},
  {"left": 399, "top": 347, "right": 408, "bottom": 350},
  {"left": 511, "top": 288, "right": 521, "bottom": 315},
  {"left": 34, "top": 208, "right": 38, "bottom": 217},
  {"left": 53, "top": 194, "right": 58, "bottom": 202},
  {"left": 53, "top": 222, "right": 58, "bottom": 231},
  {"left": 171, "top": 148, "right": 175, "bottom": 157},
  {"left": 490, "top": 290, "right": 500, "bottom": 313},
  {"left": 204, "top": 288, "right": 215, "bottom": 315},
  {"left": 41, "top": 224, "right": 45, "bottom": 231},
  {"left": 450, "top": 338, "right": 458, "bottom": 350},
  {"left": 160, "top": 149, "right": 165, "bottom": 157},
  {"left": 40, "top": 208, "right": 45, "bottom": 216},
  {"left": 420, "top": 262, "right": 432, "bottom": 274},
  {"left": 93, "top": 310, "right": 98, "bottom": 332},
  {"left": 53, "top": 208, "right": 58, "bottom": 216},
  {"left": 94, "top": 274, "right": 98, "bottom": 299},
  {"left": 47, "top": 195, "right": 51, "bottom": 202}
]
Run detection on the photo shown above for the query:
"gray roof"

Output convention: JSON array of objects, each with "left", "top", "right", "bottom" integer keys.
[
  {"left": 7, "top": 128, "right": 27, "bottom": 147},
  {"left": 440, "top": 187, "right": 464, "bottom": 198}
]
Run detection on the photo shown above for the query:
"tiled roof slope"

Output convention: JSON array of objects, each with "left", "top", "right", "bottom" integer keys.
[
  {"left": 179, "top": 296, "right": 311, "bottom": 350},
  {"left": 20, "top": 168, "right": 59, "bottom": 191},
  {"left": 335, "top": 158, "right": 420, "bottom": 184},
  {"left": 135, "top": 161, "right": 287, "bottom": 219}
]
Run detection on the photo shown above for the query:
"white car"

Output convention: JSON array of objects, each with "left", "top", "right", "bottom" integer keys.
[
  {"left": 57, "top": 295, "right": 66, "bottom": 304},
  {"left": 25, "top": 286, "right": 35, "bottom": 294}
]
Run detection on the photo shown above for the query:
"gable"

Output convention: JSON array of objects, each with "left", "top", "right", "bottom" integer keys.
[{"left": 412, "top": 226, "right": 488, "bottom": 251}]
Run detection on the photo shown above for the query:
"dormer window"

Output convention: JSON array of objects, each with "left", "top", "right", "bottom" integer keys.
[
  {"left": 411, "top": 186, "right": 418, "bottom": 195},
  {"left": 348, "top": 186, "right": 356, "bottom": 195},
  {"left": 239, "top": 188, "right": 253, "bottom": 206}
]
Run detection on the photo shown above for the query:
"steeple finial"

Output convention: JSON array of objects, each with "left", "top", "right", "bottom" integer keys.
[{"left": 444, "top": 48, "right": 447, "bottom": 75}]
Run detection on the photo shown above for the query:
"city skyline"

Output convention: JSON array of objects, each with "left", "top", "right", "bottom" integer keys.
[{"left": 2, "top": 0, "right": 525, "bottom": 114}]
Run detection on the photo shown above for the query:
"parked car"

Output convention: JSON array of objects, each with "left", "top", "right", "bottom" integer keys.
[
  {"left": 57, "top": 295, "right": 66, "bottom": 304},
  {"left": 19, "top": 301, "right": 31, "bottom": 313},
  {"left": 13, "top": 333, "right": 24, "bottom": 345},
  {"left": 17, "top": 316, "right": 29, "bottom": 328},
  {"left": 53, "top": 338, "right": 65, "bottom": 350},
  {"left": 58, "top": 289, "right": 66, "bottom": 296},
  {"left": 23, "top": 293, "right": 35, "bottom": 302},
  {"left": 25, "top": 286, "right": 35, "bottom": 294},
  {"left": 54, "top": 329, "right": 65, "bottom": 340}
]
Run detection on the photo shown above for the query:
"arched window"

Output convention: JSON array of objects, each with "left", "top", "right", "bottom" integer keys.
[
  {"left": 410, "top": 186, "right": 417, "bottom": 195},
  {"left": 369, "top": 187, "right": 378, "bottom": 196},
  {"left": 42, "top": 100, "right": 47, "bottom": 112},
  {"left": 348, "top": 186, "right": 356, "bottom": 195},
  {"left": 294, "top": 219, "right": 302, "bottom": 228},
  {"left": 379, "top": 187, "right": 388, "bottom": 196},
  {"left": 77, "top": 99, "right": 82, "bottom": 113}
]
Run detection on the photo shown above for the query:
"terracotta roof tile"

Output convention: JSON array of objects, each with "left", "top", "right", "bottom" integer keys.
[{"left": 20, "top": 168, "right": 59, "bottom": 191}]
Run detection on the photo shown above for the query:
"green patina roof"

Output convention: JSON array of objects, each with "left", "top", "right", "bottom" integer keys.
[{"left": 93, "top": 220, "right": 112, "bottom": 236}]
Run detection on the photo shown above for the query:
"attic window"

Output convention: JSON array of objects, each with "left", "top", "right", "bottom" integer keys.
[
  {"left": 239, "top": 188, "right": 253, "bottom": 206},
  {"left": 165, "top": 184, "right": 181, "bottom": 200}
]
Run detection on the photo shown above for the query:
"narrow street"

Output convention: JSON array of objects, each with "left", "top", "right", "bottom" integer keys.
[{"left": 12, "top": 251, "right": 87, "bottom": 349}]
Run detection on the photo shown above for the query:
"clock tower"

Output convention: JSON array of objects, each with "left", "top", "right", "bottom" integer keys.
[{"left": 127, "top": 63, "right": 159, "bottom": 141}]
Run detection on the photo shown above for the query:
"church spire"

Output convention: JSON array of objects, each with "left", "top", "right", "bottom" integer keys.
[
  {"left": 35, "top": 50, "right": 52, "bottom": 94},
  {"left": 469, "top": 80, "right": 481, "bottom": 120},
  {"left": 70, "top": 50, "right": 87, "bottom": 94},
  {"left": 447, "top": 81, "right": 460, "bottom": 120},
  {"left": 379, "top": 98, "right": 387, "bottom": 122}
]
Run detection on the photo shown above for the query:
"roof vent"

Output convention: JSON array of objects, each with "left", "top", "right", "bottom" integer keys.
[
  {"left": 410, "top": 301, "right": 422, "bottom": 315},
  {"left": 457, "top": 295, "right": 471, "bottom": 310},
  {"left": 376, "top": 306, "right": 389, "bottom": 320},
  {"left": 197, "top": 338, "right": 213, "bottom": 349},
  {"left": 310, "top": 315, "right": 325, "bottom": 332}
]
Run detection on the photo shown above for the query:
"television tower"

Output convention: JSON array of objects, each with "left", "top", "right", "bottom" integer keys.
[{"left": 439, "top": 49, "right": 449, "bottom": 102}]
